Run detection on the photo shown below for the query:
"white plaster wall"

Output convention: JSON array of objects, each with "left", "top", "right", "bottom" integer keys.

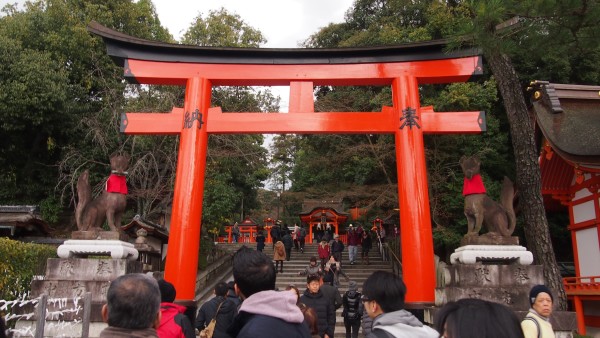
[
  {"left": 573, "top": 200, "right": 596, "bottom": 224},
  {"left": 574, "top": 186, "right": 593, "bottom": 200},
  {"left": 575, "top": 227, "right": 600, "bottom": 277}
]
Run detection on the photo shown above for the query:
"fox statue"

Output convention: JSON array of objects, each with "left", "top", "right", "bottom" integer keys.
[
  {"left": 75, "top": 154, "right": 129, "bottom": 232},
  {"left": 460, "top": 155, "right": 516, "bottom": 237}
]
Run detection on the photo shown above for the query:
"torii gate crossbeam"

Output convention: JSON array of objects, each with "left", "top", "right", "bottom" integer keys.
[{"left": 89, "top": 21, "right": 485, "bottom": 308}]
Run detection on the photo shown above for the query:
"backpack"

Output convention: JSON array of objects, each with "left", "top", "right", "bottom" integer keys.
[
  {"left": 343, "top": 291, "right": 362, "bottom": 321},
  {"left": 199, "top": 300, "right": 225, "bottom": 338},
  {"left": 299, "top": 228, "right": 306, "bottom": 239}
]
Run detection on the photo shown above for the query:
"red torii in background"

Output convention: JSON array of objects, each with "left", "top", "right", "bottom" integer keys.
[{"left": 89, "top": 22, "right": 486, "bottom": 308}]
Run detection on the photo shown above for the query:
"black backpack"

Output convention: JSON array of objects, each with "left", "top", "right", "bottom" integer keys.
[{"left": 343, "top": 291, "right": 362, "bottom": 321}]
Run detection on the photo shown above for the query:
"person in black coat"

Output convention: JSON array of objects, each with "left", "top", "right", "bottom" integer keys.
[
  {"left": 195, "top": 282, "right": 237, "bottom": 338},
  {"left": 282, "top": 229, "right": 294, "bottom": 261},
  {"left": 256, "top": 230, "right": 266, "bottom": 252},
  {"left": 300, "top": 275, "right": 335, "bottom": 338}
]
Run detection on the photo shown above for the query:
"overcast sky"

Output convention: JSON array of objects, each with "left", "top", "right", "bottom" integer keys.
[{"left": 152, "top": 0, "right": 354, "bottom": 47}]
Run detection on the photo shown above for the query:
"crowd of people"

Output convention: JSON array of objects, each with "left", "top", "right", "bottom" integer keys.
[{"left": 98, "top": 243, "right": 556, "bottom": 338}]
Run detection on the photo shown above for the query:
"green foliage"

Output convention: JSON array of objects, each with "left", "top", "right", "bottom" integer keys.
[
  {"left": 40, "top": 195, "right": 62, "bottom": 224},
  {"left": 181, "top": 8, "right": 266, "bottom": 47},
  {"left": 0, "top": 238, "right": 57, "bottom": 300}
]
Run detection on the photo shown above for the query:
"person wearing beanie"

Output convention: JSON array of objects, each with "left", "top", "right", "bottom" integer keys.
[
  {"left": 521, "top": 285, "right": 555, "bottom": 338},
  {"left": 156, "top": 279, "right": 196, "bottom": 338},
  {"left": 342, "top": 280, "right": 363, "bottom": 338}
]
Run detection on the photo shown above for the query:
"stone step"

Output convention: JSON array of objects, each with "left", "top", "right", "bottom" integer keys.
[{"left": 210, "top": 243, "right": 389, "bottom": 338}]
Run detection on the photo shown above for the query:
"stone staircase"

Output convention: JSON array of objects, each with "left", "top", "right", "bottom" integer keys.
[{"left": 210, "top": 242, "right": 393, "bottom": 337}]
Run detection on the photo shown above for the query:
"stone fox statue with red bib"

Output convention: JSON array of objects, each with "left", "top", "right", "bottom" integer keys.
[
  {"left": 460, "top": 156, "right": 516, "bottom": 237},
  {"left": 76, "top": 154, "right": 129, "bottom": 232}
]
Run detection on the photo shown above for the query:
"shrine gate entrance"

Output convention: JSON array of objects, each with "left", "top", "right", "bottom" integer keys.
[{"left": 90, "top": 22, "right": 485, "bottom": 307}]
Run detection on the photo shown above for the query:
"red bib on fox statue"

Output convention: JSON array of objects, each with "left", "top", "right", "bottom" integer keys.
[
  {"left": 463, "top": 174, "right": 486, "bottom": 196},
  {"left": 106, "top": 174, "right": 128, "bottom": 194}
]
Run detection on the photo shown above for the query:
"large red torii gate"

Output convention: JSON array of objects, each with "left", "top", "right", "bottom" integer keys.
[{"left": 89, "top": 22, "right": 485, "bottom": 307}]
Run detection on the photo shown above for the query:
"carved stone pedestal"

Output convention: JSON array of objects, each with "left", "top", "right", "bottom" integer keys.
[
  {"left": 425, "top": 250, "right": 577, "bottom": 337},
  {"left": 13, "top": 258, "right": 142, "bottom": 337}
]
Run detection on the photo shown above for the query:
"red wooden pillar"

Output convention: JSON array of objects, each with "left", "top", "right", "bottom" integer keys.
[
  {"left": 574, "top": 295, "right": 586, "bottom": 335},
  {"left": 164, "top": 77, "right": 211, "bottom": 301},
  {"left": 392, "top": 75, "right": 435, "bottom": 305}
]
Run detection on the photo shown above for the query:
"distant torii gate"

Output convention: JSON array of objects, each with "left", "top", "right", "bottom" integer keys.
[{"left": 89, "top": 22, "right": 485, "bottom": 307}]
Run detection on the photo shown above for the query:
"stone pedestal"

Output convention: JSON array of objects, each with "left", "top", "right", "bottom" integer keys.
[
  {"left": 13, "top": 257, "right": 142, "bottom": 337},
  {"left": 435, "top": 263, "right": 543, "bottom": 308},
  {"left": 425, "top": 245, "right": 577, "bottom": 337}
]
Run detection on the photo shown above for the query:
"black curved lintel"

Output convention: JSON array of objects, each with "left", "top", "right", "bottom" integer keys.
[{"left": 88, "top": 21, "right": 481, "bottom": 66}]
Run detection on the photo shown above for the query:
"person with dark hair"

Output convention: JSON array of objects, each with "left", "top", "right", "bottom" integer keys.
[
  {"left": 362, "top": 271, "right": 437, "bottom": 338},
  {"left": 256, "top": 230, "right": 266, "bottom": 252},
  {"left": 298, "top": 225, "right": 307, "bottom": 253},
  {"left": 298, "top": 257, "right": 322, "bottom": 277},
  {"left": 361, "top": 231, "right": 373, "bottom": 265},
  {"left": 318, "top": 240, "right": 330, "bottom": 270},
  {"left": 232, "top": 222, "right": 240, "bottom": 243},
  {"left": 521, "top": 285, "right": 555, "bottom": 338},
  {"left": 347, "top": 224, "right": 361, "bottom": 265},
  {"left": 318, "top": 274, "right": 343, "bottom": 337},
  {"left": 226, "top": 281, "right": 241, "bottom": 308},
  {"left": 303, "top": 306, "right": 321, "bottom": 338},
  {"left": 282, "top": 229, "right": 294, "bottom": 261},
  {"left": 434, "top": 298, "right": 524, "bottom": 338},
  {"left": 286, "top": 283, "right": 319, "bottom": 338},
  {"left": 273, "top": 240, "right": 287, "bottom": 273},
  {"left": 342, "top": 281, "right": 363, "bottom": 338},
  {"left": 300, "top": 274, "right": 335, "bottom": 338},
  {"left": 195, "top": 282, "right": 237, "bottom": 338},
  {"left": 99, "top": 273, "right": 162, "bottom": 338},
  {"left": 227, "top": 246, "right": 310, "bottom": 338},
  {"left": 157, "top": 279, "right": 195, "bottom": 338},
  {"left": 271, "top": 222, "right": 282, "bottom": 249},
  {"left": 325, "top": 255, "right": 349, "bottom": 288},
  {"left": 330, "top": 234, "right": 344, "bottom": 264}
]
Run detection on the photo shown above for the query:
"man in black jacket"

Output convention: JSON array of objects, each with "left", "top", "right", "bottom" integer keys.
[
  {"left": 282, "top": 228, "right": 294, "bottom": 261},
  {"left": 300, "top": 274, "right": 335, "bottom": 338},
  {"left": 195, "top": 282, "right": 237, "bottom": 338}
]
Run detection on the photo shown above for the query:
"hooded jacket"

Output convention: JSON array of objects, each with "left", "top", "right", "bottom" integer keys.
[
  {"left": 158, "top": 302, "right": 195, "bottom": 338},
  {"left": 227, "top": 290, "right": 310, "bottom": 338},
  {"left": 367, "top": 309, "right": 438, "bottom": 338}
]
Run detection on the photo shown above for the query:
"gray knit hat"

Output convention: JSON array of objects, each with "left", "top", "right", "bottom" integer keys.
[{"left": 348, "top": 280, "right": 358, "bottom": 292}]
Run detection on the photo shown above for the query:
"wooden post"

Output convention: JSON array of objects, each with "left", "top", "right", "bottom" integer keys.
[
  {"left": 34, "top": 294, "right": 47, "bottom": 338},
  {"left": 392, "top": 75, "right": 435, "bottom": 306},
  {"left": 164, "top": 77, "right": 211, "bottom": 300},
  {"left": 81, "top": 292, "right": 92, "bottom": 338}
]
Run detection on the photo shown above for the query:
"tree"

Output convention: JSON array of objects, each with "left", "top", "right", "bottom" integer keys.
[
  {"left": 301, "top": 0, "right": 599, "bottom": 309},
  {"left": 0, "top": 0, "right": 172, "bottom": 221},
  {"left": 456, "top": 0, "right": 600, "bottom": 309},
  {"left": 181, "top": 8, "right": 277, "bottom": 227}
]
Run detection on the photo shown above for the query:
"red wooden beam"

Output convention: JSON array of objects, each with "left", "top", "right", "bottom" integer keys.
[
  {"left": 123, "top": 57, "right": 481, "bottom": 86},
  {"left": 121, "top": 106, "right": 485, "bottom": 135}
]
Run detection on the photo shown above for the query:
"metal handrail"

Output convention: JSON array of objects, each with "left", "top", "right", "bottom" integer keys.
[{"left": 382, "top": 237, "right": 403, "bottom": 277}]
